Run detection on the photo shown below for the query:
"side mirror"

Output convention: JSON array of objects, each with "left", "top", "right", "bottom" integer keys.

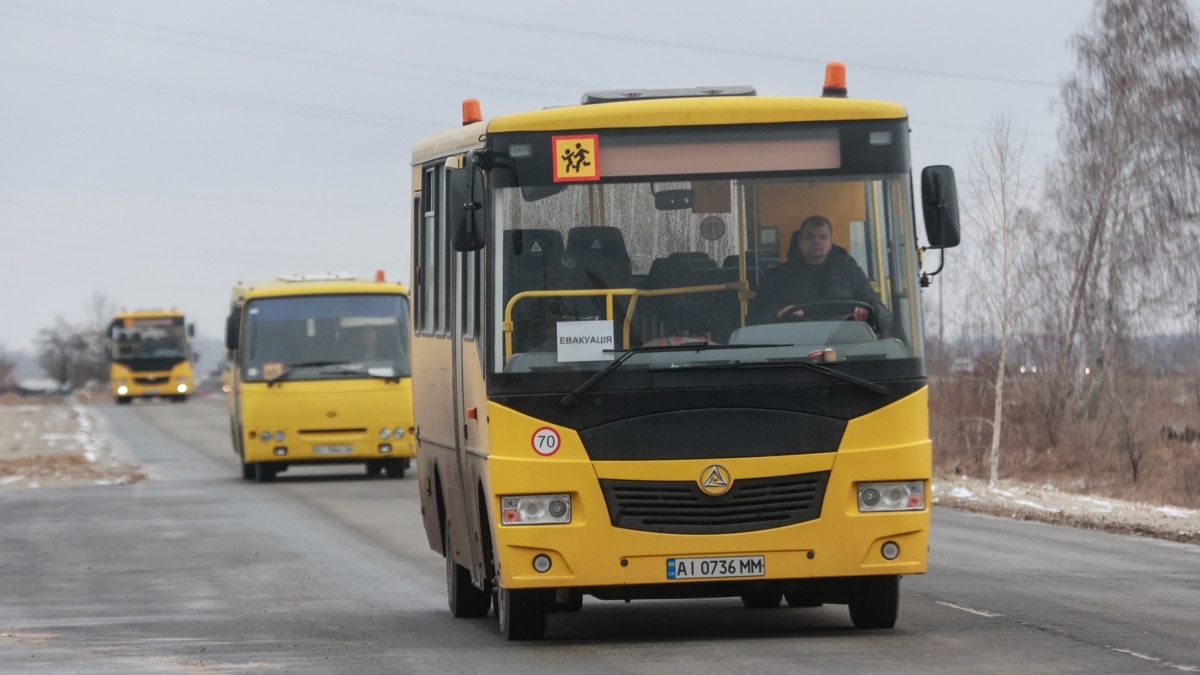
[
  {"left": 187, "top": 323, "right": 196, "bottom": 338},
  {"left": 921, "top": 165, "right": 961, "bottom": 248},
  {"left": 224, "top": 313, "right": 239, "bottom": 352},
  {"left": 193, "top": 352, "right": 201, "bottom": 363},
  {"left": 449, "top": 165, "right": 486, "bottom": 252}
]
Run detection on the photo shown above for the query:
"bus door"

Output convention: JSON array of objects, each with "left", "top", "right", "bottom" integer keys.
[{"left": 445, "top": 161, "right": 490, "bottom": 585}]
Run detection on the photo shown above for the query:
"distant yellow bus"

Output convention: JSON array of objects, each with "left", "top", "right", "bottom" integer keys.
[
  {"left": 224, "top": 272, "right": 415, "bottom": 482},
  {"left": 108, "top": 309, "right": 196, "bottom": 404},
  {"left": 411, "top": 65, "right": 960, "bottom": 639}
]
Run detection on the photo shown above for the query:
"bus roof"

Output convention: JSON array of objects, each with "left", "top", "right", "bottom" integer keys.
[
  {"left": 111, "top": 309, "right": 186, "bottom": 320},
  {"left": 230, "top": 273, "right": 409, "bottom": 305},
  {"left": 412, "top": 94, "right": 908, "bottom": 164}
]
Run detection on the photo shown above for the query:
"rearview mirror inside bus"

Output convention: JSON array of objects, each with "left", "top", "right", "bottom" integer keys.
[
  {"left": 521, "top": 184, "right": 568, "bottom": 202},
  {"left": 920, "top": 165, "right": 961, "bottom": 248},
  {"left": 449, "top": 166, "right": 486, "bottom": 251},
  {"left": 653, "top": 188, "right": 696, "bottom": 211}
]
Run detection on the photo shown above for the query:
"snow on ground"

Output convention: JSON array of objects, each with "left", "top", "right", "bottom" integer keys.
[
  {"left": 0, "top": 396, "right": 145, "bottom": 491},
  {"left": 933, "top": 476, "right": 1200, "bottom": 545}
]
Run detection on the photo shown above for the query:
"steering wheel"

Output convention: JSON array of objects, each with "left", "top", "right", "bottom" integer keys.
[{"left": 781, "top": 300, "right": 874, "bottom": 324}]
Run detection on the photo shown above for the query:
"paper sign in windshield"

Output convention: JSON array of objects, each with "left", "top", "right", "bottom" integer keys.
[{"left": 556, "top": 320, "right": 615, "bottom": 362}]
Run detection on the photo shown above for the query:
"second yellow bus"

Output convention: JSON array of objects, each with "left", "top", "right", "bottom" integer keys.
[{"left": 224, "top": 272, "right": 415, "bottom": 482}]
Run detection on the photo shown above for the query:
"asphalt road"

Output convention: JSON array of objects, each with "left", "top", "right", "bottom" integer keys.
[{"left": 1, "top": 399, "right": 1197, "bottom": 674}]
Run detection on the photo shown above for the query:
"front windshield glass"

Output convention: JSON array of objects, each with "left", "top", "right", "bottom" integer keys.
[
  {"left": 240, "top": 294, "right": 411, "bottom": 382},
  {"left": 111, "top": 316, "right": 189, "bottom": 362},
  {"left": 488, "top": 125, "right": 922, "bottom": 376}
]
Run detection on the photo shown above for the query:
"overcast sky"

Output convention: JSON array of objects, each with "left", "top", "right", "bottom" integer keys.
[{"left": 3, "top": 0, "right": 1187, "bottom": 356}]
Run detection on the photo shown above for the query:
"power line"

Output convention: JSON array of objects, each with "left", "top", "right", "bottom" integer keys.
[
  {"left": 313, "top": 0, "right": 1061, "bottom": 89},
  {"left": 0, "top": 61, "right": 443, "bottom": 131},
  {"left": 0, "top": 2, "right": 579, "bottom": 95}
]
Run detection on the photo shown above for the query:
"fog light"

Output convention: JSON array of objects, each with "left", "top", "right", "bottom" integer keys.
[
  {"left": 273, "top": 447, "right": 288, "bottom": 456},
  {"left": 378, "top": 444, "right": 392, "bottom": 454},
  {"left": 881, "top": 541, "right": 900, "bottom": 560},
  {"left": 532, "top": 554, "right": 552, "bottom": 573},
  {"left": 116, "top": 385, "right": 129, "bottom": 395}
]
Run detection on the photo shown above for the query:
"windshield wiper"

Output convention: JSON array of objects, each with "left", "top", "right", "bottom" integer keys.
[
  {"left": 740, "top": 358, "right": 888, "bottom": 395},
  {"left": 266, "top": 361, "right": 351, "bottom": 387},
  {"left": 560, "top": 342, "right": 783, "bottom": 408}
]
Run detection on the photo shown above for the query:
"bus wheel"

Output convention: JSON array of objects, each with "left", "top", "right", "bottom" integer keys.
[
  {"left": 444, "top": 524, "right": 491, "bottom": 618},
  {"left": 171, "top": 395, "right": 188, "bottom": 403},
  {"left": 365, "top": 462, "right": 383, "bottom": 477},
  {"left": 740, "top": 589, "right": 783, "bottom": 609},
  {"left": 240, "top": 457, "right": 254, "bottom": 481},
  {"left": 116, "top": 397, "right": 132, "bottom": 405},
  {"left": 848, "top": 575, "right": 899, "bottom": 629},
  {"left": 497, "top": 587, "right": 548, "bottom": 641},
  {"left": 253, "top": 463, "right": 277, "bottom": 483},
  {"left": 384, "top": 459, "right": 406, "bottom": 479}
]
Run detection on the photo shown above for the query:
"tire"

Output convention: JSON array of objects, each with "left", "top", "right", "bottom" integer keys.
[
  {"left": 848, "top": 575, "right": 900, "bottom": 629},
  {"left": 240, "top": 458, "right": 255, "bottom": 481},
  {"left": 116, "top": 397, "right": 132, "bottom": 406},
  {"left": 740, "top": 589, "right": 783, "bottom": 609},
  {"left": 253, "top": 462, "right": 277, "bottom": 483},
  {"left": 384, "top": 459, "right": 406, "bottom": 479},
  {"left": 171, "top": 395, "right": 187, "bottom": 403},
  {"left": 497, "top": 587, "right": 548, "bottom": 641},
  {"left": 444, "top": 522, "right": 491, "bottom": 618},
  {"left": 365, "top": 462, "right": 383, "bottom": 477}
]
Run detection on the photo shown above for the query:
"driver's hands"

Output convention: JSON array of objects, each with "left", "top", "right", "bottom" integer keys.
[
  {"left": 776, "top": 305, "right": 804, "bottom": 320},
  {"left": 846, "top": 307, "right": 869, "bottom": 322}
]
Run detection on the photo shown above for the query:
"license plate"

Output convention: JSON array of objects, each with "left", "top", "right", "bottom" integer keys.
[
  {"left": 667, "top": 555, "right": 765, "bottom": 580},
  {"left": 314, "top": 445, "right": 354, "bottom": 455}
]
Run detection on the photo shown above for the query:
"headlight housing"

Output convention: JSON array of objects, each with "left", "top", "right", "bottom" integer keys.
[
  {"left": 858, "top": 481, "right": 925, "bottom": 512},
  {"left": 501, "top": 494, "right": 571, "bottom": 525}
]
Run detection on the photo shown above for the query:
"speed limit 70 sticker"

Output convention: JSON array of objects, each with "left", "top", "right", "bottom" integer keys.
[{"left": 531, "top": 427, "right": 561, "bottom": 456}]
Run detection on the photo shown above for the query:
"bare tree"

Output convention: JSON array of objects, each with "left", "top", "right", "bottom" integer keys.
[
  {"left": 36, "top": 317, "right": 80, "bottom": 388},
  {"left": 0, "top": 349, "right": 16, "bottom": 391},
  {"left": 1046, "top": 0, "right": 1200, "bottom": 421},
  {"left": 962, "top": 115, "right": 1040, "bottom": 486}
]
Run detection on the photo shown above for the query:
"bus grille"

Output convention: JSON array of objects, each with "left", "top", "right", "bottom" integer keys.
[
  {"left": 599, "top": 471, "right": 830, "bottom": 534},
  {"left": 134, "top": 375, "right": 169, "bottom": 385}
]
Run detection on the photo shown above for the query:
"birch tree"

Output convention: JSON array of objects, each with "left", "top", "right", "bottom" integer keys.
[
  {"left": 1046, "top": 0, "right": 1200, "bottom": 419},
  {"left": 964, "top": 115, "right": 1039, "bottom": 485}
]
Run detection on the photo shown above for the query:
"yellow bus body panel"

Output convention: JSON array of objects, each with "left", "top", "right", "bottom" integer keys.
[
  {"left": 239, "top": 378, "right": 415, "bottom": 464},
  {"left": 483, "top": 387, "right": 930, "bottom": 589}
]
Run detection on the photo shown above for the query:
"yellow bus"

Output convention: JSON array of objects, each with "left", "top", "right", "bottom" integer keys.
[
  {"left": 410, "top": 64, "right": 960, "bottom": 639},
  {"left": 224, "top": 272, "right": 415, "bottom": 483},
  {"left": 108, "top": 309, "right": 196, "bottom": 404}
]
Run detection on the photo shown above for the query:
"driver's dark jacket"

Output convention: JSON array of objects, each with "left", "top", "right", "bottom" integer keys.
[{"left": 747, "top": 245, "right": 893, "bottom": 333}]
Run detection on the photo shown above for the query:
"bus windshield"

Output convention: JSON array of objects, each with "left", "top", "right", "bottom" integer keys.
[
  {"left": 491, "top": 171, "right": 921, "bottom": 376},
  {"left": 240, "top": 294, "right": 411, "bottom": 382},
  {"left": 111, "top": 317, "right": 189, "bottom": 363}
]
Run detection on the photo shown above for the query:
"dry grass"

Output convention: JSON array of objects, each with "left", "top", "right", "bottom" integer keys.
[{"left": 931, "top": 373, "right": 1200, "bottom": 510}]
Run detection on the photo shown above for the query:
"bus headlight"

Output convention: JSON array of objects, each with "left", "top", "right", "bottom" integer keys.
[
  {"left": 259, "top": 431, "right": 271, "bottom": 443},
  {"left": 379, "top": 428, "right": 392, "bottom": 440},
  {"left": 116, "top": 385, "right": 129, "bottom": 395},
  {"left": 273, "top": 430, "right": 286, "bottom": 442},
  {"left": 501, "top": 494, "right": 571, "bottom": 525},
  {"left": 176, "top": 383, "right": 189, "bottom": 393},
  {"left": 393, "top": 427, "right": 406, "bottom": 439},
  {"left": 858, "top": 481, "right": 925, "bottom": 512}
]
